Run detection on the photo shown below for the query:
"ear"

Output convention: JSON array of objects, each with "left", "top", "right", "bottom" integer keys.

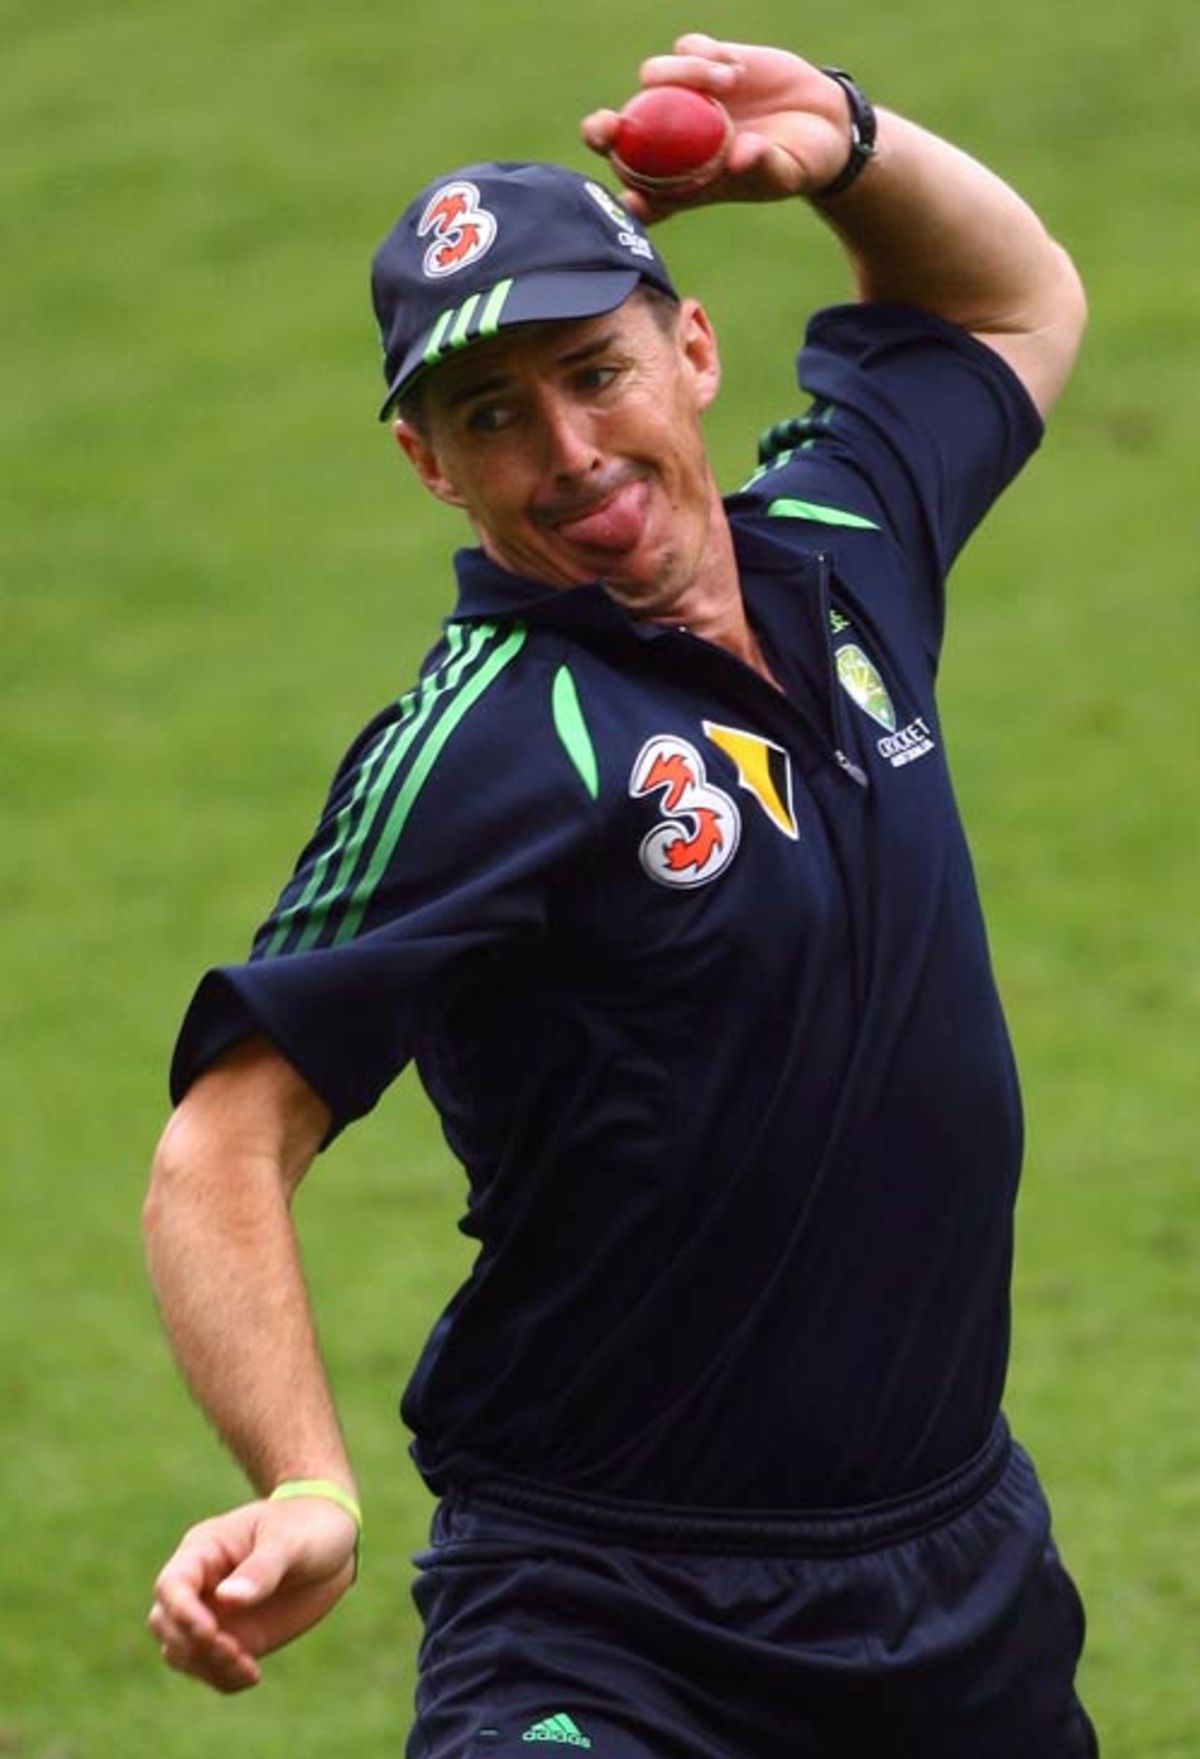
[
  {"left": 676, "top": 298, "right": 721, "bottom": 413},
  {"left": 392, "top": 419, "right": 466, "bottom": 509}
]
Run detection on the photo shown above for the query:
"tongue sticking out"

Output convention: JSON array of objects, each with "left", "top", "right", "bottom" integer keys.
[{"left": 554, "top": 479, "right": 649, "bottom": 553}]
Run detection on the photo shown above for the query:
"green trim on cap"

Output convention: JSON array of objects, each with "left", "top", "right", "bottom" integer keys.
[
  {"left": 417, "top": 279, "right": 517, "bottom": 383},
  {"left": 478, "top": 277, "right": 513, "bottom": 338},
  {"left": 422, "top": 307, "right": 455, "bottom": 366},
  {"left": 448, "top": 292, "right": 482, "bottom": 349}
]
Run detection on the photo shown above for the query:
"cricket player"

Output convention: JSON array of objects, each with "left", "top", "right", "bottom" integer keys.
[{"left": 146, "top": 34, "right": 1094, "bottom": 1756}]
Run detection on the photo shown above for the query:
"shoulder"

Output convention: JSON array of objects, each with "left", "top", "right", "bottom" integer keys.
[
  {"left": 793, "top": 303, "right": 1044, "bottom": 521},
  {"left": 257, "top": 618, "right": 607, "bottom": 954},
  {"left": 729, "top": 302, "right": 1044, "bottom": 607},
  {"left": 325, "top": 619, "right": 570, "bottom": 812}
]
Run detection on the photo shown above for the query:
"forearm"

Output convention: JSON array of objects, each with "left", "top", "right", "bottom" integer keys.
[
  {"left": 143, "top": 1041, "right": 351, "bottom": 1497},
  {"left": 145, "top": 1043, "right": 361, "bottom": 1692},
  {"left": 815, "top": 108, "right": 1086, "bottom": 381}
]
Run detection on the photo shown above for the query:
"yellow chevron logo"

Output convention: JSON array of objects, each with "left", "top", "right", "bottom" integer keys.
[{"left": 703, "top": 721, "right": 798, "bottom": 840}]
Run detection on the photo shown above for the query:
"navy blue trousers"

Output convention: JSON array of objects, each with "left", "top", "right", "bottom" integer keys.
[{"left": 406, "top": 1421, "right": 1097, "bottom": 1758}]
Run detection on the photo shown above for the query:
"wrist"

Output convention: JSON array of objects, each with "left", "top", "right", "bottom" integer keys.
[
  {"left": 269, "top": 1477, "right": 363, "bottom": 1575},
  {"left": 813, "top": 68, "right": 878, "bottom": 200},
  {"left": 269, "top": 1476, "right": 362, "bottom": 1527}
]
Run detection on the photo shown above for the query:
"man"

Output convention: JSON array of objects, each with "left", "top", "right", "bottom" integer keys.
[{"left": 146, "top": 33, "right": 1093, "bottom": 1757}]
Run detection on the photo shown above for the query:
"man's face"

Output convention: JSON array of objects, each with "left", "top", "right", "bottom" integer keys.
[{"left": 394, "top": 294, "right": 723, "bottom": 619}]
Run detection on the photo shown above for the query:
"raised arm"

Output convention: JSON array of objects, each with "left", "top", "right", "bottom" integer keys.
[
  {"left": 583, "top": 35, "right": 1086, "bottom": 415},
  {"left": 143, "top": 1035, "right": 356, "bottom": 1693}
]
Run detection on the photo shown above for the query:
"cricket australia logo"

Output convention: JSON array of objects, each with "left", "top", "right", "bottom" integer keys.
[
  {"left": 836, "top": 644, "right": 896, "bottom": 730},
  {"left": 418, "top": 181, "right": 497, "bottom": 278},
  {"left": 630, "top": 735, "right": 740, "bottom": 888},
  {"left": 835, "top": 641, "right": 936, "bottom": 770},
  {"left": 584, "top": 179, "right": 654, "bottom": 261}
]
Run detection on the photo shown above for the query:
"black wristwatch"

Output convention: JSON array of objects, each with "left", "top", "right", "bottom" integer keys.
[{"left": 816, "top": 67, "right": 878, "bottom": 198}]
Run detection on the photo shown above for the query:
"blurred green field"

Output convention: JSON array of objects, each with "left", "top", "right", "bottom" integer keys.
[{"left": 3, "top": 0, "right": 1197, "bottom": 1753}]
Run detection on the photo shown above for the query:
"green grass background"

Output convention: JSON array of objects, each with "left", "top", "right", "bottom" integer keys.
[{"left": 3, "top": 0, "right": 1197, "bottom": 1752}]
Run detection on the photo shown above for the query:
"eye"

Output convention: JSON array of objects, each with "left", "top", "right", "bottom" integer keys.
[
  {"left": 576, "top": 364, "right": 620, "bottom": 394},
  {"left": 465, "top": 401, "right": 513, "bottom": 435}
]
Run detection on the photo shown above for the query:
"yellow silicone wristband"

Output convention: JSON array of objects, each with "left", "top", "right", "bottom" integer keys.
[{"left": 269, "top": 1478, "right": 363, "bottom": 1533}]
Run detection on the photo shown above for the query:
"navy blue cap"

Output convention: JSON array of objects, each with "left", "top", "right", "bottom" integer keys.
[{"left": 371, "top": 161, "right": 678, "bottom": 419}]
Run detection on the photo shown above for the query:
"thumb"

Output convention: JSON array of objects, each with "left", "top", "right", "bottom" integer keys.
[{"left": 214, "top": 1537, "right": 289, "bottom": 1608}]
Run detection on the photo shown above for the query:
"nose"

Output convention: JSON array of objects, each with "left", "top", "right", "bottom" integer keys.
[{"left": 534, "top": 386, "right": 601, "bottom": 483}]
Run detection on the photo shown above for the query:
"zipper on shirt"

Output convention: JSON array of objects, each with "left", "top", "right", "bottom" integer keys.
[
  {"left": 833, "top": 748, "right": 869, "bottom": 786},
  {"left": 814, "top": 554, "right": 869, "bottom": 790}
]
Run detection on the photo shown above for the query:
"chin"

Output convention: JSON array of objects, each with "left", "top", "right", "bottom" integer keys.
[{"left": 613, "top": 546, "right": 687, "bottom": 602}]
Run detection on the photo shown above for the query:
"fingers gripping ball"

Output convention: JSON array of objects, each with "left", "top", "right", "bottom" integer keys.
[{"left": 609, "top": 86, "right": 733, "bottom": 195}]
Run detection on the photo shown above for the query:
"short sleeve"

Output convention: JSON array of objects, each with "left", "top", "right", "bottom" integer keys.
[
  {"left": 767, "top": 303, "right": 1043, "bottom": 586},
  {"left": 170, "top": 625, "right": 597, "bottom": 1138}
]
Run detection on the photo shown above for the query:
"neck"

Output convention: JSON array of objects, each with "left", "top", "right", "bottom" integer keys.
[
  {"left": 643, "top": 505, "right": 780, "bottom": 689},
  {"left": 670, "top": 599, "right": 780, "bottom": 689}
]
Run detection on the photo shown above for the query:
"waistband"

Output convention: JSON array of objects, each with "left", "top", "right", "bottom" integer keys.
[{"left": 450, "top": 1416, "right": 1013, "bottom": 1558}]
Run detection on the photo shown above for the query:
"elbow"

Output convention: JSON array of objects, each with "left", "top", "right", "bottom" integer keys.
[
  {"left": 1033, "top": 242, "right": 1088, "bottom": 418},
  {"left": 142, "top": 1110, "right": 191, "bottom": 1247},
  {"left": 143, "top": 1100, "right": 223, "bottom": 1249},
  {"left": 1051, "top": 239, "right": 1089, "bottom": 362},
  {"left": 143, "top": 1044, "right": 330, "bottom": 1260},
  {"left": 142, "top": 1104, "right": 257, "bottom": 1293},
  {"left": 993, "top": 240, "right": 1088, "bottom": 420}
]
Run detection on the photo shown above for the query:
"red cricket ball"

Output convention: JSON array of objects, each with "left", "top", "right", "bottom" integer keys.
[{"left": 609, "top": 85, "right": 733, "bottom": 194}]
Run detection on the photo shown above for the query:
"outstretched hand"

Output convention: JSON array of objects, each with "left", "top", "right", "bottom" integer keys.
[
  {"left": 581, "top": 34, "right": 853, "bottom": 221},
  {"left": 148, "top": 1494, "right": 358, "bottom": 1693}
]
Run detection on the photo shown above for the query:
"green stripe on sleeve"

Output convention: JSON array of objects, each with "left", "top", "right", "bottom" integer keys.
[
  {"left": 261, "top": 624, "right": 481, "bottom": 956},
  {"left": 257, "top": 670, "right": 438, "bottom": 961},
  {"left": 766, "top": 497, "right": 880, "bottom": 530},
  {"left": 290, "top": 626, "right": 490, "bottom": 952},
  {"left": 551, "top": 664, "right": 599, "bottom": 801},
  {"left": 332, "top": 625, "right": 528, "bottom": 944}
]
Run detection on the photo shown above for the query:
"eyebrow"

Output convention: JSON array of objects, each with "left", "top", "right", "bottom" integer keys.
[{"left": 441, "top": 329, "right": 621, "bottom": 411}]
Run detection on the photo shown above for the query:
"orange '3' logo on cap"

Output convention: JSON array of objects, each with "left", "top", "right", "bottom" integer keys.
[{"left": 418, "top": 181, "right": 498, "bottom": 279}]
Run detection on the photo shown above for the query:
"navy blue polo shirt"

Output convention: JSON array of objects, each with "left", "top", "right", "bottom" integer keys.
[{"left": 172, "top": 303, "right": 1044, "bottom": 1511}]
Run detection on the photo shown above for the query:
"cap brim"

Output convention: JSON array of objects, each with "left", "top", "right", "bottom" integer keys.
[{"left": 378, "top": 268, "right": 651, "bottom": 420}]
